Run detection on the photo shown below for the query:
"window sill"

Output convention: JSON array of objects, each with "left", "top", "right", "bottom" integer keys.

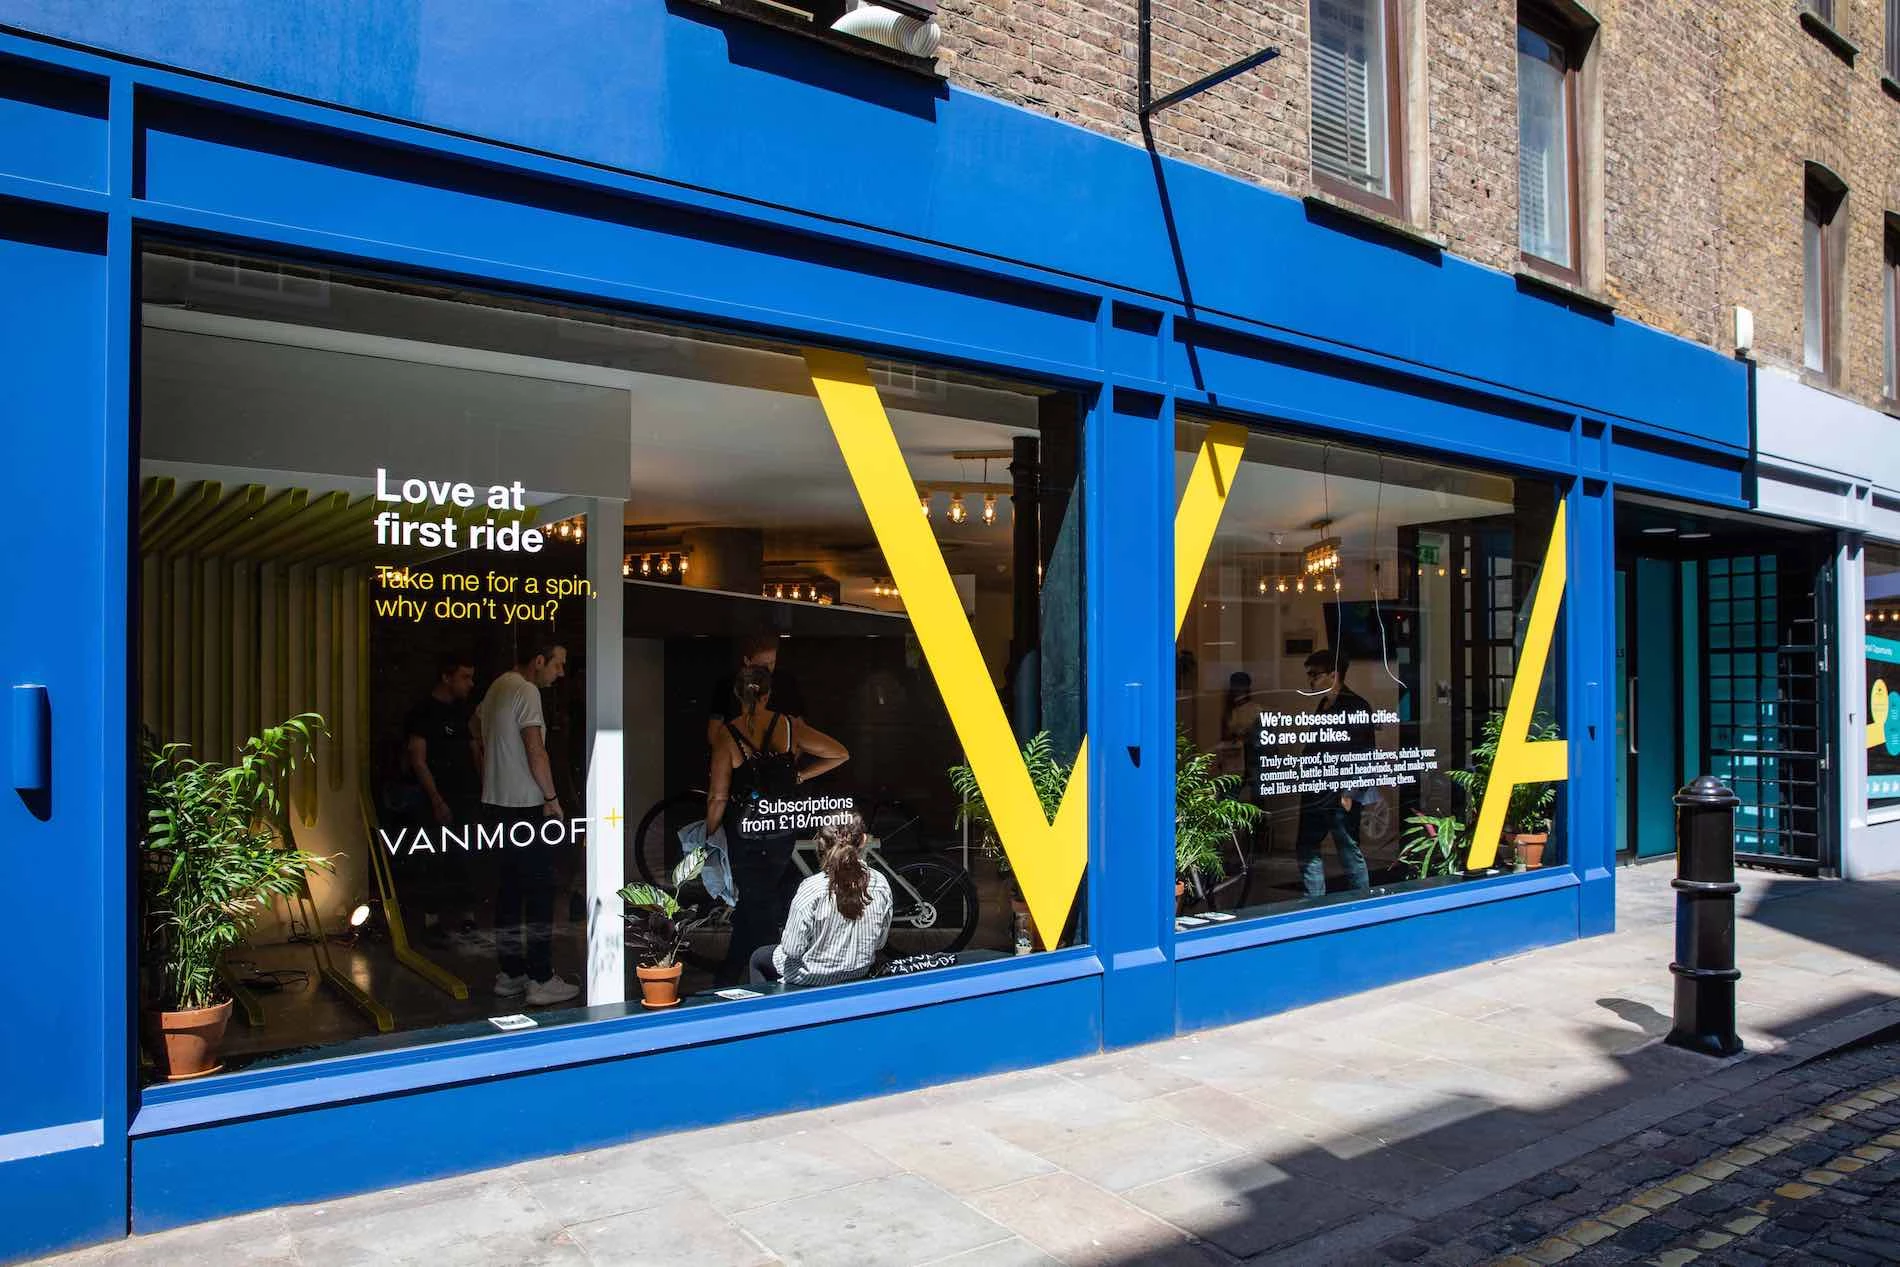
[
  {"left": 675, "top": 0, "right": 945, "bottom": 80},
  {"left": 1302, "top": 191, "right": 1447, "bottom": 253},
  {"left": 1799, "top": 11, "right": 1859, "bottom": 65},
  {"left": 1513, "top": 267, "right": 1616, "bottom": 315},
  {"left": 1800, "top": 366, "right": 1842, "bottom": 394},
  {"left": 1174, "top": 866, "right": 1579, "bottom": 961},
  {"left": 131, "top": 946, "right": 1102, "bottom": 1134},
  {"left": 1883, "top": 74, "right": 1900, "bottom": 101}
]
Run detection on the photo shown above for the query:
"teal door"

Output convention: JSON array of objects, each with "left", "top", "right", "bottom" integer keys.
[{"left": 1621, "top": 558, "right": 1682, "bottom": 858}]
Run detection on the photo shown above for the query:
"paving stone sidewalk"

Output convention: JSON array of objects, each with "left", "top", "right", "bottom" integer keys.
[{"left": 39, "top": 865, "right": 1900, "bottom": 1267}]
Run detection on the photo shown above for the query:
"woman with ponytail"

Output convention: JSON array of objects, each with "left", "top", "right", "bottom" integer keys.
[
  {"left": 708, "top": 660, "right": 848, "bottom": 984},
  {"left": 747, "top": 812, "right": 891, "bottom": 987}
]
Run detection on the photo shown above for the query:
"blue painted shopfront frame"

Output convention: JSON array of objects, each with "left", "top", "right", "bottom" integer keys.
[{"left": 0, "top": 9, "right": 1749, "bottom": 1256}]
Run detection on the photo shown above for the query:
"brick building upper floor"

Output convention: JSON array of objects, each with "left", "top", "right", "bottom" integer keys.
[{"left": 841, "top": 0, "right": 1900, "bottom": 417}]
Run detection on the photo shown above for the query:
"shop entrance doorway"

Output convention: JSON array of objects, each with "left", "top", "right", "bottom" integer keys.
[{"left": 1614, "top": 496, "right": 1835, "bottom": 870}]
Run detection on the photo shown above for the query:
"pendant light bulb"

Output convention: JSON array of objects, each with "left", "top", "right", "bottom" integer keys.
[
  {"left": 920, "top": 493, "right": 932, "bottom": 519},
  {"left": 948, "top": 492, "right": 967, "bottom": 525},
  {"left": 1296, "top": 577, "right": 1306, "bottom": 594},
  {"left": 982, "top": 493, "right": 998, "bottom": 526},
  {"left": 640, "top": 555, "right": 652, "bottom": 577},
  {"left": 1277, "top": 577, "right": 1288, "bottom": 594}
]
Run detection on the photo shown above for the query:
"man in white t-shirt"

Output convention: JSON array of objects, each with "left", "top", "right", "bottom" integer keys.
[{"left": 471, "top": 636, "right": 578, "bottom": 1006}]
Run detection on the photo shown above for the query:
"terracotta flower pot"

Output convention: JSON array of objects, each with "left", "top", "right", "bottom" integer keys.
[
  {"left": 142, "top": 998, "right": 233, "bottom": 1080},
  {"left": 1009, "top": 896, "right": 1043, "bottom": 951},
  {"left": 637, "top": 962, "right": 684, "bottom": 1008},
  {"left": 1512, "top": 833, "right": 1548, "bottom": 870}
]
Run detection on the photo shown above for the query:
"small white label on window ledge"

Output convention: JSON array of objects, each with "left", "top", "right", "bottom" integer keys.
[
  {"left": 1200, "top": 911, "right": 1237, "bottom": 922},
  {"left": 488, "top": 1013, "right": 538, "bottom": 1031},
  {"left": 1174, "top": 915, "right": 1209, "bottom": 929},
  {"left": 713, "top": 987, "right": 763, "bottom": 1000}
]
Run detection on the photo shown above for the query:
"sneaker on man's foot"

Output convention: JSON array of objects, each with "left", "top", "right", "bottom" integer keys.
[
  {"left": 494, "top": 972, "right": 529, "bottom": 998},
  {"left": 524, "top": 974, "right": 580, "bottom": 1006}
]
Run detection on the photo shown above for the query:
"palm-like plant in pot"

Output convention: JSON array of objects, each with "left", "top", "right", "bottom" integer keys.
[
  {"left": 1174, "top": 730, "right": 1260, "bottom": 910},
  {"left": 140, "top": 713, "right": 331, "bottom": 1079},
  {"left": 949, "top": 731, "right": 1071, "bottom": 946},
  {"left": 620, "top": 848, "right": 717, "bottom": 1007},
  {"left": 1448, "top": 710, "right": 1561, "bottom": 869}
]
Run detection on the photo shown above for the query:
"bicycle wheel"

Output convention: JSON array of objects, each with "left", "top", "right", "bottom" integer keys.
[
  {"left": 633, "top": 790, "right": 705, "bottom": 886},
  {"left": 887, "top": 859, "right": 979, "bottom": 955}
]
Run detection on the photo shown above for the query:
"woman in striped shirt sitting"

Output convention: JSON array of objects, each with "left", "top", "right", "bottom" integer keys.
[{"left": 748, "top": 814, "right": 892, "bottom": 988}]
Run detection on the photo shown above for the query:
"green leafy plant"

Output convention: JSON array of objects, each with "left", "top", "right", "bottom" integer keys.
[
  {"left": 1398, "top": 811, "right": 1469, "bottom": 879},
  {"left": 948, "top": 731, "right": 1072, "bottom": 882},
  {"left": 1448, "top": 711, "right": 1561, "bottom": 836},
  {"left": 619, "top": 849, "right": 716, "bottom": 968},
  {"left": 1174, "top": 730, "right": 1260, "bottom": 883},
  {"left": 140, "top": 713, "right": 332, "bottom": 1013}
]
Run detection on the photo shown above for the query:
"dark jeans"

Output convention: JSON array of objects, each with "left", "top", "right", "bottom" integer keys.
[
  {"left": 390, "top": 793, "right": 480, "bottom": 920},
  {"left": 1295, "top": 798, "right": 1370, "bottom": 898},
  {"left": 721, "top": 834, "right": 795, "bottom": 983},
  {"left": 485, "top": 803, "right": 555, "bottom": 981},
  {"left": 747, "top": 943, "right": 781, "bottom": 985}
]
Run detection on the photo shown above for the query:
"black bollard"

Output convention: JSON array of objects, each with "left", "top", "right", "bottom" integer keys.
[{"left": 1665, "top": 775, "right": 1743, "bottom": 1057}]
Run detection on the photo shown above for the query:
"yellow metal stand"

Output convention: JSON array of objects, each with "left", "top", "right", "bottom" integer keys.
[{"left": 360, "top": 793, "right": 470, "bottom": 1002}]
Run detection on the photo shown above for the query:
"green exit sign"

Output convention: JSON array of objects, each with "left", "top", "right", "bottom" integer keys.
[{"left": 1417, "top": 542, "right": 1440, "bottom": 565}]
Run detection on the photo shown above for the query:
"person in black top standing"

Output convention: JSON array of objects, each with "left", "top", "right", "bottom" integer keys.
[
  {"left": 707, "top": 663, "right": 849, "bottom": 984},
  {"left": 400, "top": 653, "right": 478, "bottom": 941},
  {"left": 705, "top": 630, "right": 805, "bottom": 748},
  {"left": 1293, "top": 650, "right": 1376, "bottom": 898}
]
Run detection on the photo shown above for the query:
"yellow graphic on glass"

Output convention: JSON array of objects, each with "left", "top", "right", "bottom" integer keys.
[
  {"left": 805, "top": 351, "right": 1244, "bottom": 942},
  {"left": 1870, "top": 679, "right": 1889, "bottom": 750},
  {"left": 1465, "top": 503, "right": 1570, "bottom": 870}
]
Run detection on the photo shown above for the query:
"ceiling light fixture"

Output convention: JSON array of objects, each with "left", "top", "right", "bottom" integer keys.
[
  {"left": 948, "top": 492, "right": 968, "bottom": 525},
  {"left": 982, "top": 492, "right": 998, "bottom": 526}
]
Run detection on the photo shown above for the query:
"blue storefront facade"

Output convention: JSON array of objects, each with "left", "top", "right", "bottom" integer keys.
[{"left": 0, "top": 5, "right": 1749, "bottom": 1260}]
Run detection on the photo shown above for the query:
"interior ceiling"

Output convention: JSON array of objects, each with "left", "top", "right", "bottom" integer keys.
[
  {"left": 140, "top": 316, "right": 1036, "bottom": 583},
  {"left": 141, "top": 248, "right": 1517, "bottom": 588},
  {"left": 1616, "top": 492, "right": 1824, "bottom": 544},
  {"left": 1173, "top": 448, "right": 1513, "bottom": 551}
]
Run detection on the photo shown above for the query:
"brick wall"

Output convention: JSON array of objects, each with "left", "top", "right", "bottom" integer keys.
[
  {"left": 932, "top": 0, "right": 1900, "bottom": 411},
  {"left": 1717, "top": 0, "right": 1900, "bottom": 409},
  {"left": 1598, "top": 0, "right": 1723, "bottom": 347}
]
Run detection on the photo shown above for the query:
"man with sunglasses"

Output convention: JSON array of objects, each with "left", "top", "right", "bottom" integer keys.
[{"left": 1294, "top": 649, "right": 1375, "bottom": 898}]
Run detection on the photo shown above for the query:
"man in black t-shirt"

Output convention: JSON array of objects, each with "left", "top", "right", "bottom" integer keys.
[{"left": 401, "top": 654, "right": 478, "bottom": 941}]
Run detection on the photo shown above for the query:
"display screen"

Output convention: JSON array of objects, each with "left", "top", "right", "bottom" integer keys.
[{"left": 1868, "top": 544, "right": 1900, "bottom": 810}]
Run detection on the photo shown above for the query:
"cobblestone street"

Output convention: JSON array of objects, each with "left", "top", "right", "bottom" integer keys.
[{"left": 1365, "top": 1031, "right": 1900, "bottom": 1267}]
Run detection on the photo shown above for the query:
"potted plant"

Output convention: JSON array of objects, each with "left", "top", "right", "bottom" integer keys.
[
  {"left": 139, "top": 713, "right": 331, "bottom": 1079},
  {"left": 1174, "top": 730, "right": 1260, "bottom": 910},
  {"left": 619, "top": 849, "right": 716, "bottom": 1007},
  {"left": 1448, "top": 711, "right": 1561, "bottom": 868},
  {"left": 949, "top": 731, "right": 1072, "bottom": 949},
  {"left": 1398, "top": 811, "right": 1469, "bottom": 880}
]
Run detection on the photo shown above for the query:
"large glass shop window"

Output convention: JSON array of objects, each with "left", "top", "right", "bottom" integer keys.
[
  {"left": 1867, "top": 543, "right": 1900, "bottom": 811},
  {"left": 135, "top": 247, "right": 1084, "bottom": 1080},
  {"left": 1172, "top": 418, "right": 1563, "bottom": 925}
]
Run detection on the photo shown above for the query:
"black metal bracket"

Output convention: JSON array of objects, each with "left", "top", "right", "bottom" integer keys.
[{"left": 1137, "top": 0, "right": 1280, "bottom": 118}]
